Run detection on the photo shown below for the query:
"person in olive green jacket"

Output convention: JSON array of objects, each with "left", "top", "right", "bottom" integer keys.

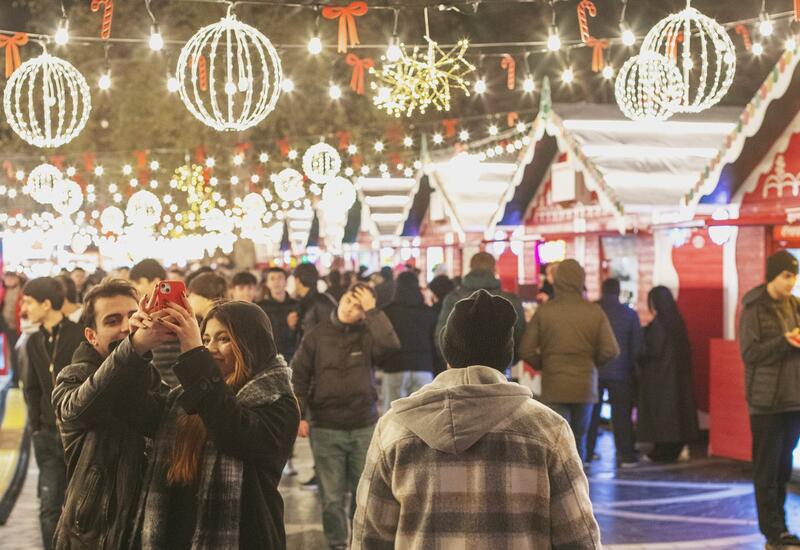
[{"left": 518, "top": 259, "right": 619, "bottom": 463}]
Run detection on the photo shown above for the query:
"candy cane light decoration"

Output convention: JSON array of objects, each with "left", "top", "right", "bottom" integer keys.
[
  {"left": 176, "top": 9, "right": 282, "bottom": 131},
  {"left": 640, "top": 1, "right": 735, "bottom": 113},
  {"left": 4, "top": 51, "right": 92, "bottom": 148}
]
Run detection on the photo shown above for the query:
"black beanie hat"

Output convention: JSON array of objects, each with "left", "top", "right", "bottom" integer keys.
[
  {"left": 766, "top": 250, "right": 799, "bottom": 283},
  {"left": 440, "top": 289, "right": 518, "bottom": 372}
]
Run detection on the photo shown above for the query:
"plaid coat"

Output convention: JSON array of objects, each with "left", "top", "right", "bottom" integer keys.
[{"left": 352, "top": 366, "right": 601, "bottom": 549}]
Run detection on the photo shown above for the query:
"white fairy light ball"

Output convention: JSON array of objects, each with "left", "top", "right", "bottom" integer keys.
[
  {"left": 302, "top": 143, "right": 342, "bottom": 184},
  {"left": 615, "top": 52, "right": 683, "bottom": 121},
  {"left": 4, "top": 52, "right": 91, "bottom": 148},
  {"left": 272, "top": 168, "right": 305, "bottom": 202},
  {"left": 100, "top": 206, "right": 125, "bottom": 233},
  {"left": 176, "top": 13, "right": 282, "bottom": 131},
  {"left": 321, "top": 176, "right": 356, "bottom": 211},
  {"left": 640, "top": 3, "right": 736, "bottom": 113},
  {"left": 51, "top": 179, "right": 83, "bottom": 215},
  {"left": 27, "top": 163, "right": 63, "bottom": 204},
  {"left": 126, "top": 190, "right": 163, "bottom": 227}
]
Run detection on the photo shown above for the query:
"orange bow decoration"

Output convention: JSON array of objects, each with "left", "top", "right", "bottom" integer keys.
[
  {"left": 588, "top": 38, "right": 609, "bottom": 72},
  {"left": 90, "top": 0, "right": 114, "bottom": 40},
  {"left": 194, "top": 146, "right": 207, "bottom": 164},
  {"left": 336, "top": 131, "right": 351, "bottom": 150},
  {"left": 276, "top": 138, "right": 291, "bottom": 157},
  {"left": 501, "top": 54, "right": 516, "bottom": 90},
  {"left": 322, "top": 2, "right": 369, "bottom": 53},
  {"left": 0, "top": 33, "right": 28, "bottom": 78},
  {"left": 441, "top": 118, "right": 459, "bottom": 138},
  {"left": 235, "top": 142, "right": 252, "bottom": 156},
  {"left": 346, "top": 53, "right": 374, "bottom": 94},
  {"left": 507, "top": 111, "right": 519, "bottom": 128},
  {"left": 49, "top": 156, "right": 65, "bottom": 170},
  {"left": 735, "top": 24, "right": 752, "bottom": 52},
  {"left": 576, "top": 0, "right": 597, "bottom": 44}
]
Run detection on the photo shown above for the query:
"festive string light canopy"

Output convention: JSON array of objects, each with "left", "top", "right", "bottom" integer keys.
[
  {"left": 4, "top": 51, "right": 92, "bottom": 148},
  {"left": 26, "top": 164, "right": 63, "bottom": 204},
  {"left": 615, "top": 52, "right": 683, "bottom": 121},
  {"left": 302, "top": 142, "right": 342, "bottom": 184},
  {"left": 640, "top": 1, "right": 736, "bottom": 113},
  {"left": 175, "top": 7, "right": 282, "bottom": 131}
]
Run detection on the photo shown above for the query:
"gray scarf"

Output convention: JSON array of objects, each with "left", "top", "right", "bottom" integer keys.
[{"left": 138, "top": 355, "right": 294, "bottom": 549}]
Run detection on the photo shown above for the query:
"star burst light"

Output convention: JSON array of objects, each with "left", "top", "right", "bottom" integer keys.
[{"left": 369, "top": 38, "right": 475, "bottom": 117}]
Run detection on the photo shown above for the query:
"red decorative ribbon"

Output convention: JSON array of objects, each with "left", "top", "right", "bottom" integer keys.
[
  {"left": 735, "top": 24, "right": 752, "bottom": 52},
  {"left": 336, "top": 131, "right": 351, "bottom": 150},
  {"left": 588, "top": 38, "right": 609, "bottom": 72},
  {"left": 441, "top": 118, "right": 459, "bottom": 138},
  {"left": 133, "top": 150, "right": 149, "bottom": 185},
  {"left": 0, "top": 33, "right": 28, "bottom": 78},
  {"left": 194, "top": 146, "right": 207, "bottom": 164},
  {"left": 576, "top": 0, "right": 597, "bottom": 44},
  {"left": 501, "top": 54, "right": 516, "bottom": 90},
  {"left": 346, "top": 53, "right": 374, "bottom": 94},
  {"left": 90, "top": 0, "right": 114, "bottom": 40},
  {"left": 235, "top": 142, "right": 251, "bottom": 156},
  {"left": 351, "top": 154, "right": 363, "bottom": 170},
  {"left": 507, "top": 111, "right": 519, "bottom": 128},
  {"left": 386, "top": 125, "right": 403, "bottom": 145},
  {"left": 49, "top": 156, "right": 65, "bottom": 170},
  {"left": 276, "top": 138, "right": 291, "bottom": 157},
  {"left": 322, "top": 1, "right": 368, "bottom": 53},
  {"left": 82, "top": 153, "right": 96, "bottom": 173}
]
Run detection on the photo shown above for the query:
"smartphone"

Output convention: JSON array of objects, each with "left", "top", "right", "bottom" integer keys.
[{"left": 148, "top": 280, "right": 186, "bottom": 311}]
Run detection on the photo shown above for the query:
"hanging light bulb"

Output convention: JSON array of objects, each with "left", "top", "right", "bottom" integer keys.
[
  {"left": 148, "top": 24, "right": 164, "bottom": 51},
  {"left": 459, "top": 130, "right": 470, "bottom": 141},
  {"left": 752, "top": 42, "right": 765, "bottom": 55},
  {"left": 522, "top": 76, "right": 535, "bottom": 93},
  {"left": 785, "top": 36, "right": 797, "bottom": 51},
  {"left": 620, "top": 24, "right": 636, "bottom": 46},
  {"left": 474, "top": 77, "right": 487, "bottom": 94},
  {"left": 432, "top": 133, "right": 443, "bottom": 144},
  {"left": 403, "top": 136, "right": 413, "bottom": 147},
  {"left": 374, "top": 141, "right": 385, "bottom": 152},
  {"left": 98, "top": 70, "right": 112, "bottom": 90},
  {"left": 167, "top": 75, "right": 179, "bottom": 92},
  {"left": 547, "top": 26, "right": 561, "bottom": 51},
  {"left": 308, "top": 35, "right": 323, "bottom": 55},
  {"left": 386, "top": 36, "right": 402, "bottom": 62},
  {"left": 205, "top": 157, "right": 216, "bottom": 168},
  {"left": 281, "top": 78, "right": 295, "bottom": 92},
  {"left": 259, "top": 152, "right": 269, "bottom": 163},
  {"left": 329, "top": 84, "right": 342, "bottom": 100},
  {"left": 347, "top": 144, "right": 358, "bottom": 155},
  {"left": 488, "top": 124, "right": 498, "bottom": 136},
  {"left": 759, "top": 13, "right": 774, "bottom": 37},
  {"left": 602, "top": 65, "right": 614, "bottom": 79},
  {"left": 561, "top": 67, "right": 574, "bottom": 84},
  {"left": 54, "top": 18, "right": 69, "bottom": 46}
]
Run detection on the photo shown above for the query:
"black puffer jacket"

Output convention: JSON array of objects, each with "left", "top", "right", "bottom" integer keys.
[
  {"left": 296, "top": 290, "right": 336, "bottom": 342},
  {"left": 52, "top": 337, "right": 166, "bottom": 550},
  {"left": 381, "top": 288, "right": 436, "bottom": 374},
  {"left": 739, "top": 284, "right": 800, "bottom": 413},
  {"left": 291, "top": 309, "right": 401, "bottom": 430}
]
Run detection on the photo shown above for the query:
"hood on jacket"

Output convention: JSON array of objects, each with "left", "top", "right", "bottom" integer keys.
[
  {"left": 389, "top": 365, "right": 532, "bottom": 454},
  {"left": 554, "top": 259, "right": 585, "bottom": 296},
  {"left": 743, "top": 284, "right": 773, "bottom": 307},
  {"left": 463, "top": 270, "right": 501, "bottom": 292}
]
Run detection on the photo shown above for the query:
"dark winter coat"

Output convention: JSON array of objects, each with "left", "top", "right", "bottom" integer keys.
[
  {"left": 597, "top": 296, "right": 642, "bottom": 382},
  {"left": 291, "top": 309, "right": 401, "bottom": 430},
  {"left": 258, "top": 296, "right": 299, "bottom": 361},
  {"left": 136, "top": 349, "right": 299, "bottom": 550},
  {"left": 518, "top": 260, "right": 619, "bottom": 404},
  {"left": 434, "top": 270, "right": 526, "bottom": 362},
  {"left": 381, "top": 291, "right": 436, "bottom": 374},
  {"left": 739, "top": 284, "right": 800, "bottom": 414},
  {"left": 638, "top": 317, "right": 699, "bottom": 443},
  {"left": 296, "top": 290, "right": 336, "bottom": 341},
  {"left": 23, "top": 317, "right": 85, "bottom": 432},
  {"left": 52, "top": 337, "right": 166, "bottom": 550}
]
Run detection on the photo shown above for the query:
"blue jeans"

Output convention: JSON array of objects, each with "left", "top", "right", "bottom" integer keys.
[
  {"left": 382, "top": 371, "right": 434, "bottom": 412},
  {"left": 549, "top": 403, "right": 594, "bottom": 463},
  {"left": 310, "top": 424, "right": 375, "bottom": 547}
]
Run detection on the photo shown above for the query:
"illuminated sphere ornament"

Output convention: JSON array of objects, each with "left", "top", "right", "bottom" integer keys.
[
  {"left": 321, "top": 176, "right": 356, "bottom": 211},
  {"left": 272, "top": 168, "right": 305, "bottom": 202},
  {"left": 51, "top": 179, "right": 83, "bottom": 215},
  {"left": 640, "top": 2, "right": 736, "bottom": 113},
  {"left": 176, "top": 11, "right": 282, "bottom": 131},
  {"left": 615, "top": 53, "right": 683, "bottom": 121},
  {"left": 4, "top": 52, "right": 92, "bottom": 148},
  {"left": 27, "top": 163, "right": 63, "bottom": 204},
  {"left": 126, "top": 190, "right": 163, "bottom": 226},
  {"left": 100, "top": 206, "right": 125, "bottom": 233},
  {"left": 302, "top": 143, "right": 342, "bottom": 184}
]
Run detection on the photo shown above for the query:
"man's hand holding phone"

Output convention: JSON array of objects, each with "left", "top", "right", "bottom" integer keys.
[{"left": 131, "top": 294, "right": 175, "bottom": 356}]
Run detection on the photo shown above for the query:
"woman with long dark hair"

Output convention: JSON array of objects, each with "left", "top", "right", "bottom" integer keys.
[
  {"left": 135, "top": 299, "right": 299, "bottom": 549},
  {"left": 638, "top": 286, "right": 699, "bottom": 462}
]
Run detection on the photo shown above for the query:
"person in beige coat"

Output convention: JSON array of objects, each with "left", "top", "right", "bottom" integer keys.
[{"left": 518, "top": 259, "right": 619, "bottom": 463}]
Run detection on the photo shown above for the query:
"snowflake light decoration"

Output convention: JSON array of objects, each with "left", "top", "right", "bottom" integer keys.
[{"left": 370, "top": 39, "right": 475, "bottom": 117}]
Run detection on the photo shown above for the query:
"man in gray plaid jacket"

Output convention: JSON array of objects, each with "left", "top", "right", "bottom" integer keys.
[{"left": 352, "top": 289, "right": 601, "bottom": 549}]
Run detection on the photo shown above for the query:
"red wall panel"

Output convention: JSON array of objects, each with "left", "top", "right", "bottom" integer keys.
[{"left": 709, "top": 339, "right": 751, "bottom": 461}]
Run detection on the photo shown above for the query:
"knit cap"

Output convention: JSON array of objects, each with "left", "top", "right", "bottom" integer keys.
[
  {"left": 440, "top": 289, "right": 517, "bottom": 372},
  {"left": 766, "top": 250, "right": 799, "bottom": 283}
]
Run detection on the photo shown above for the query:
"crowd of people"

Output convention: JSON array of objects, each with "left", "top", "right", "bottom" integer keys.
[{"left": 0, "top": 248, "right": 798, "bottom": 549}]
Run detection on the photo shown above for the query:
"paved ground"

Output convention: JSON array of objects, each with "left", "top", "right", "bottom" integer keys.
[{"left": 1, "top": 431, "right": 797, "bottom": 549}]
